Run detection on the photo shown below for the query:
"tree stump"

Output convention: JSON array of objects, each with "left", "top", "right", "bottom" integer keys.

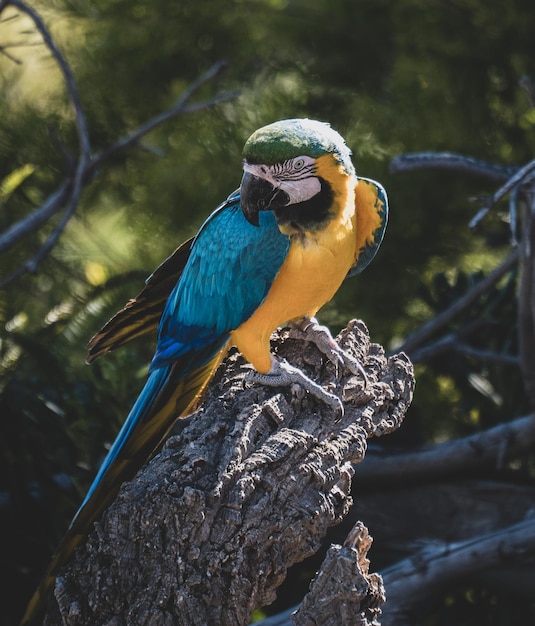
[{"left": 46, "top": 320, "right": 414, "bottom": 625}]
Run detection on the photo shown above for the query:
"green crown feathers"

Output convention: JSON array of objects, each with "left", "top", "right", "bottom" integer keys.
[{"left": 243, "top": 118, "right": 355, "bottom": 176}]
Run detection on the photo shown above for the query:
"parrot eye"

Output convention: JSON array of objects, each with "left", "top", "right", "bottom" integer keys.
[{"left": 293, "top": 158, "right": 305, "bottom": 171}]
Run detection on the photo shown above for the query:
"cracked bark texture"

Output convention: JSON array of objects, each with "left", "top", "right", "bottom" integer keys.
[
  {"left": 45, "top": 320, "right": 414, "bottom": 625},
  {"left": 293, "top": 522, "right": 384, "bottom": 626}
]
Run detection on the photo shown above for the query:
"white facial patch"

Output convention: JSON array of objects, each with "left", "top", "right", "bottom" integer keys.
[
  {"left": 243, "top": 155, "right": 321, "bottom": 206},
  {"left": 278, "top": 177, "right": 321, "bottom": 204}
]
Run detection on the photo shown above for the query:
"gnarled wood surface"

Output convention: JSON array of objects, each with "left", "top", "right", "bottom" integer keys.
[{"left": 45, "top": 320, "right": 414, "bottom": 625}]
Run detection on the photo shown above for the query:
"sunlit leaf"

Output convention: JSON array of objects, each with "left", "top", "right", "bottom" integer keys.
[{"left": 0, "top": 163, "right": 35, "bottom": 203}]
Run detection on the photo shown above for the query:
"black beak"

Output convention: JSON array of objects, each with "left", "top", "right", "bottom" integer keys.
[{"left": 240, "top": 171, "right": 290, "bottom": 226}]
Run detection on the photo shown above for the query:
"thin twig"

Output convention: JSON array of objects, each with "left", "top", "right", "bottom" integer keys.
[
  {"left": 410, "top": 333, "right": 519, "bottom": 366},
  {"left": 0, "top": 1, "right": 238, "bottom": 285},
  {"left": 451, "top": 342, "right": 519, "bottom": 366},
  {"left": 91, "top": 61, "right": 235, "bottom": 169},
  {"left": 390, "top": 152, "right": 518, "bottom": 183},
  {"left": 8, "top": 2, "right": 92, "bottom": 277},
  {"left": 517, "top": 180, "right": 535, "bottom": 406},
  {"left": 0, "top": 0, "right": 91, "bottom": 268},
  {"left": 1, "top": 40, "right": 43, "bottom": 48},
  {"left": 396, "top": 249, "right": 520, "bottom": 356},
  {"left": 0, "top": 44, "right": 21, "bottom": 62},
  {"left": 9, "top": 0, "right": 91, "bottom": 157},
  {"left": 0, "top": 10, "right": 18, "bottom": 22},
  {"left": 469, "top": 157, "right": 535, "bottom": 228}
]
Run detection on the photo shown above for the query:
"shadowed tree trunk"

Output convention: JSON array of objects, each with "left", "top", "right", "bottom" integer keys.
[{"left": 43, "top": 321, "right": 414, "bottom": 625}]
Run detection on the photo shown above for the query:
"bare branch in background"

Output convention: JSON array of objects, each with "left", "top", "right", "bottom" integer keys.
[
  {"left": 469, "top": 157, "right": 535, "bottom": 229},
  {"left": 91, "top": 60, "right": 238, "bottom": 167},
  {"left": 389, "top": 152, "right": 518, "bottom": 183},
  {"left": 366, "top": 134, "right": 535, "bottom": 623},
  {"left": 380, "top": 517, "right": 535, "bottom": 626},
  {"left": 0, "top": 180, "right": 69, "bottom": 255},
  {"left": 0, "top": 1, "right": 238, "bottom": 287},
  {"left": 9, "top": 0, "right": 91, "bottom": 155},
  {"left": 409, "top": 330, "right": 520, "bottom": 366},
  {"left": 396, "top": 249, "right": 519, "bottom": 356},
  {"left": 255, "top": 494, "right": 535, "bottom": 626},
  {"left": 357, "top": 411, "right": 535, "bottom": 485}
]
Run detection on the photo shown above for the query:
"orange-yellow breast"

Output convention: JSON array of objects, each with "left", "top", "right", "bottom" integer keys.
[{"left": 231, "top": 156, "right": 358, "bottom": 373}]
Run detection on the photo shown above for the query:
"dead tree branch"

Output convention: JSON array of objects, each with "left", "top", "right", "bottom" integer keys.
[
  {"left": 292, "top": 522, "right": 384, "bottom": 626},
  {"left": 409, "top": 331, "right": 520, "bottom": 366},
  {"left": 380, "top": 516, "right": 535, "bottom": 626},
  {"left": 469, "top": 157, "right": 535, "bottom": 229},
  {"left": 381, "top": 135, "right": 535, "bottom": 624},
  {"left": 356, "top": 411, "right": 535, "bottom": 485},
  {"left": 0, "top": 1, "right": 238, "bottom": 286},
  {"left": 396, "top": 249, "right": 519, "bottom": 356},
  {"left": 254, "top": 481, "right": 535, "bottom": 626},
  {"left": 42, "top": 321, "right": 414, "bottom": 625},
  {"left": 389, "top": 152, "right": 517, "bottom": 183},
  {"left": 337, "top": 480, "right": 535, "bottom": 552}
]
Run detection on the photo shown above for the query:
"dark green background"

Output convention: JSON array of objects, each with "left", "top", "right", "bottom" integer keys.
[{"left": 1, "top": 1, "right": 534, "bottom": 623}]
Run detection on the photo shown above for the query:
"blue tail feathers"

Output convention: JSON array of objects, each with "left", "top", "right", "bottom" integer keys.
[{"left": 71, "top": 365, "right": 172, "bottom": 528}]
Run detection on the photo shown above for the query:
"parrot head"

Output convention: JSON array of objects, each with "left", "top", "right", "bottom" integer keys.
[{"left": 240, "top": 118, "right": 355, "bottom": 231}]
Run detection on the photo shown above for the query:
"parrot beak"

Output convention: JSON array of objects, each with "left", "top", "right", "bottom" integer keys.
[{"left": 240, "top": 171, "right": 290, "bottom": 227}]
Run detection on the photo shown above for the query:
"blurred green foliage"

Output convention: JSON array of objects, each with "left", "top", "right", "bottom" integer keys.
[{"left": 1, "top": 0, "right": 535, "bottom": 623}]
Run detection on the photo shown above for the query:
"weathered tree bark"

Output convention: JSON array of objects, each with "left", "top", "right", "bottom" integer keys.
[
  {"left": 44, "top": 320, "right": 414, "bottom": 625},
  {"left": 293, "top": 522, "right": 384, "bottom": 626},
  {"left": 255, "top": 487, "right": 535, "bottom": 626}
]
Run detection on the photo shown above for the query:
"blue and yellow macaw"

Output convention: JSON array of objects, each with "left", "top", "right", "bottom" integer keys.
[{"left": 22, "top": 118, "right": 387, "bottom": 624}]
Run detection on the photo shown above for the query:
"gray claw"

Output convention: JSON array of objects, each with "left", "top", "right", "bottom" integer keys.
[
  {"left": 247, "top": 358, "right": 343, "bottom": 416},
  {"left": 289, "top": 317, "right": 368, "bottom": 386}
]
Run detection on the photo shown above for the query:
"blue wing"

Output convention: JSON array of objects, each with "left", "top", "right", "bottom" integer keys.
[
  {"left": 21, "top": 190, "right": 291, "bottom": 626},
  {"left": 151, "top": 191, "right": 290, "bottom": 371}
]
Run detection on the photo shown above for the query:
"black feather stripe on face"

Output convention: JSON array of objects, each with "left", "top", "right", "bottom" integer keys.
[{"left": 274, "top": 177, "right": 334, "bottom": 232}]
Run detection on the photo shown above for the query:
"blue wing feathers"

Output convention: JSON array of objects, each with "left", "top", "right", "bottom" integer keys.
[
  {"left": 78, "top": 193, "right": 290, "bottom": 522},
  {"left": 150, "top": 197, "right": 289, "bottom": 370},
  {"left": 71, "top": 191, "right": 290, "bottom": 534}
]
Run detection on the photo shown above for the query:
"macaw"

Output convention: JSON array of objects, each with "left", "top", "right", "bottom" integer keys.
[{"left": 21, "top": 118, "right": 387, "bottom": 624}]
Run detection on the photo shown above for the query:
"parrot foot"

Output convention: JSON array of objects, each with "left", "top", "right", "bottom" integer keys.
[
  {"left": 289, "top": 317, "right": 368, "bottom": 385},
  {"left": 247, "top": 357, "right": 344, "bottom": 415}
]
